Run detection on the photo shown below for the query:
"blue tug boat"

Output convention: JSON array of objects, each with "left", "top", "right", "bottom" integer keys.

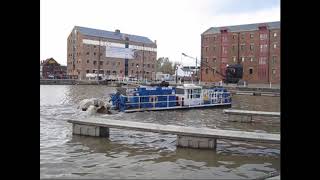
[{"left": 110, "top": 84, "right": 231, "bottom": 112}]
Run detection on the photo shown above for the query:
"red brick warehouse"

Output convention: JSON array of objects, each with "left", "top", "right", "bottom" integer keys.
[
  {"left": 41, "top": 58, "right": 67, "bottom": 79},
  {"left": 67, "top": 26, "right": 157, "bottom": 80},
  {"left": 201, "top": 21, "right": 280, "bottom": 84}
]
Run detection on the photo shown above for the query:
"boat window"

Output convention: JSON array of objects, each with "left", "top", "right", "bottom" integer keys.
[
  {"left": 193, "top": 89, "right": 201, "bottom": 98},
  {"left": 176, "top": 88, "right": 184, "bottom": 94}
]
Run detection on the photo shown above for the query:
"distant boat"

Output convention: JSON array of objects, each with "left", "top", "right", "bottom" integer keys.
[{"left": 110, "top": 83, "right": 231, "bottom": 112}]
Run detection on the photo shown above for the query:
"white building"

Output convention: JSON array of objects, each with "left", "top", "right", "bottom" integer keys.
[
  {"left": 175, "top": 65, "right": 197, "bottom": 77},
  {"left": 156, "top": 72, "right": 173, "bottom": 81}
]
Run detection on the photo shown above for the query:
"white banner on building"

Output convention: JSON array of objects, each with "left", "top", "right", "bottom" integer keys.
[
  {"left": 82, "top": 39, "right": 157, "bottom": 54},
  {"left": 105, "top": 46, "right": 135, "bottom": 59}
]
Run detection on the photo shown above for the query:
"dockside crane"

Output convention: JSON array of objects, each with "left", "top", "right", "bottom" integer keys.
[{"left": 182, "top": 53, "right": 243, "bottom": 84}]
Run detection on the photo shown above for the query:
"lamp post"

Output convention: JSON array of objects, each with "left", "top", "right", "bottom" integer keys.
[
  {"left": 97, "top": 38, "right": 101, "bottom": 81},
  {"left": 142, "top": 43, "right": 145, "bottom": 82},
  {"left": 175, "top": 65, "right": 178, "bottom": 84},
  {"left": 136, "top": 64, "right": 139, "bottom": 81}
]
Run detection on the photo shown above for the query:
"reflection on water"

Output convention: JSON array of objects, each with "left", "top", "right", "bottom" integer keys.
[{"left": 40, "top": 85, "right": 280, "bottom": 179}]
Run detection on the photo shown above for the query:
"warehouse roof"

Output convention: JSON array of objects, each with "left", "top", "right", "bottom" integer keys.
[
  {"left": 202, "top": 21, "right": 280, "bottom": 35},
  {"left": 74, "top": 26, "right": 155, "bottom": 44}
]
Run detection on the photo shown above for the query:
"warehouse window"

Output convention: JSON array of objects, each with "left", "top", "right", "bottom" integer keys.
[
  {"left": 241, "top": 33, "right": 245, "bottom": 39},
  {"left": 87, "top": 60, "right": 89, "bottom": 63},
  {"left": 259, "top": 57, "right": 267, "bottom": 64},
  {"left": 222, "top": 36, "right": 228, "bottom": 41},
  {"left": 213, "top": 57, "right": 217, "bottom": 63},
  {"left": 222, "top": 46, "right": 227, "bottom": 54},
  {"left": 272, "top": 69, "right": 276, "bottom": 74},
  {"left": 249, "top": 68, "right": 253, "bottom": 74},
  {"left": 260, "top": 44, "right": 268, "bottom": 52},
  {"left": 233, "top": 35, "right": 236, "bottom": 39},
  {"left": 241, "top": 45, "right": 245, "bottom": 51},
  {"left": 94, "top": 52, "right": 96, "bottom": 56},
  {"left": 274, "top": 43, "right": 277, "bottom": 49},
  {"left": 86, "top": 69, "right": 89, "bottom": 73},
  {"left": 250, "top": 33, "right": 254, "bottom": 38},
  {"left": 250, "top": 44, "right": 254, "bottom": 50},
  {"left": 206, "top": 68, "right": 208, "bottom": 74},
  {"left": 206, "top": 47, "right": 208, "bottom": 52},
  {"left": 132, "top": 63, "right": 134, "bottom": 66},
  {"left": 233, "top": 56, "right": 236, "bottom": 62},
  {"left": 250, "top": 57, "right": 254, "bottom": 62},
  {"left": 272, "top": 56, "right": 277, "bottom": 64},
  {"left": 93, "top": 61, "right": 96, "bottom": 65},
  {"left": 86, "top": 52, "right": 89, "bottom": 55},
  {"left": 118, "top": 62, "right": 120, "bottom": 66},
  {"left": 260, "top": 34, "right": 267, "bottom": 40},
  {"left": 273, "top": 32, "right": 277, "bottom": 37},
  {"left": 241, "top": 57, "right": 245, "bottom": 62},
  {"left": 99, "top": 61, "right": 103, "bottom": 65}
]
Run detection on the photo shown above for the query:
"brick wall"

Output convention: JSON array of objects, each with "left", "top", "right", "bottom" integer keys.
[{"left": 201, "top": 26, "right": 280, "bottom": 84}]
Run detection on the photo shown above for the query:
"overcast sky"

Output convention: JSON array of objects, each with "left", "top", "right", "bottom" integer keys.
[{"left": 40, "top": 0, "right": 280, "bottom": 66}]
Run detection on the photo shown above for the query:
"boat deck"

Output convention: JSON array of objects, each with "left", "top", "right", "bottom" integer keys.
[{"left": 123, "top": 102, "right": 231, "bottom": 112}]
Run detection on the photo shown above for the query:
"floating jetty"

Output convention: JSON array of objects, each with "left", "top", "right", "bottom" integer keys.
[
  {"left": 68, "top": 118, "right": 280, "bottom": 150},
  {"left": 223, "top": 109, "right": 280, "bottom": 122}
]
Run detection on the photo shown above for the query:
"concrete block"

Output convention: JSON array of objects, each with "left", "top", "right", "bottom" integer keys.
[
  {"left": 228, "top": 114, "right": 253, "bottom": 122},
  {"left": 177, "top": 135, "right": 217, "bottom": 149},
  {"left": 99, "top": 127, "right": 110, "bottom": 137},
  {"left": 87, "top": 126, "right": 96, "bottom": 136},
  {"left": 72, "top": 123, "right": 109, "bottom": 137},
  {"left": 73, "top": 124, "right": 81, "bottom": 135}
]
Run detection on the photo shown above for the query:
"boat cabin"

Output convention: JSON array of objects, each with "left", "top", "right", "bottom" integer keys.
[{"left": 176, "top": 84, "right": 202, "bottom": 106}]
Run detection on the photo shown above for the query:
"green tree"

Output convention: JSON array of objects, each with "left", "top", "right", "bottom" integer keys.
[{"left": 156, "top": 57, "right": 178, "bottom": 75}]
